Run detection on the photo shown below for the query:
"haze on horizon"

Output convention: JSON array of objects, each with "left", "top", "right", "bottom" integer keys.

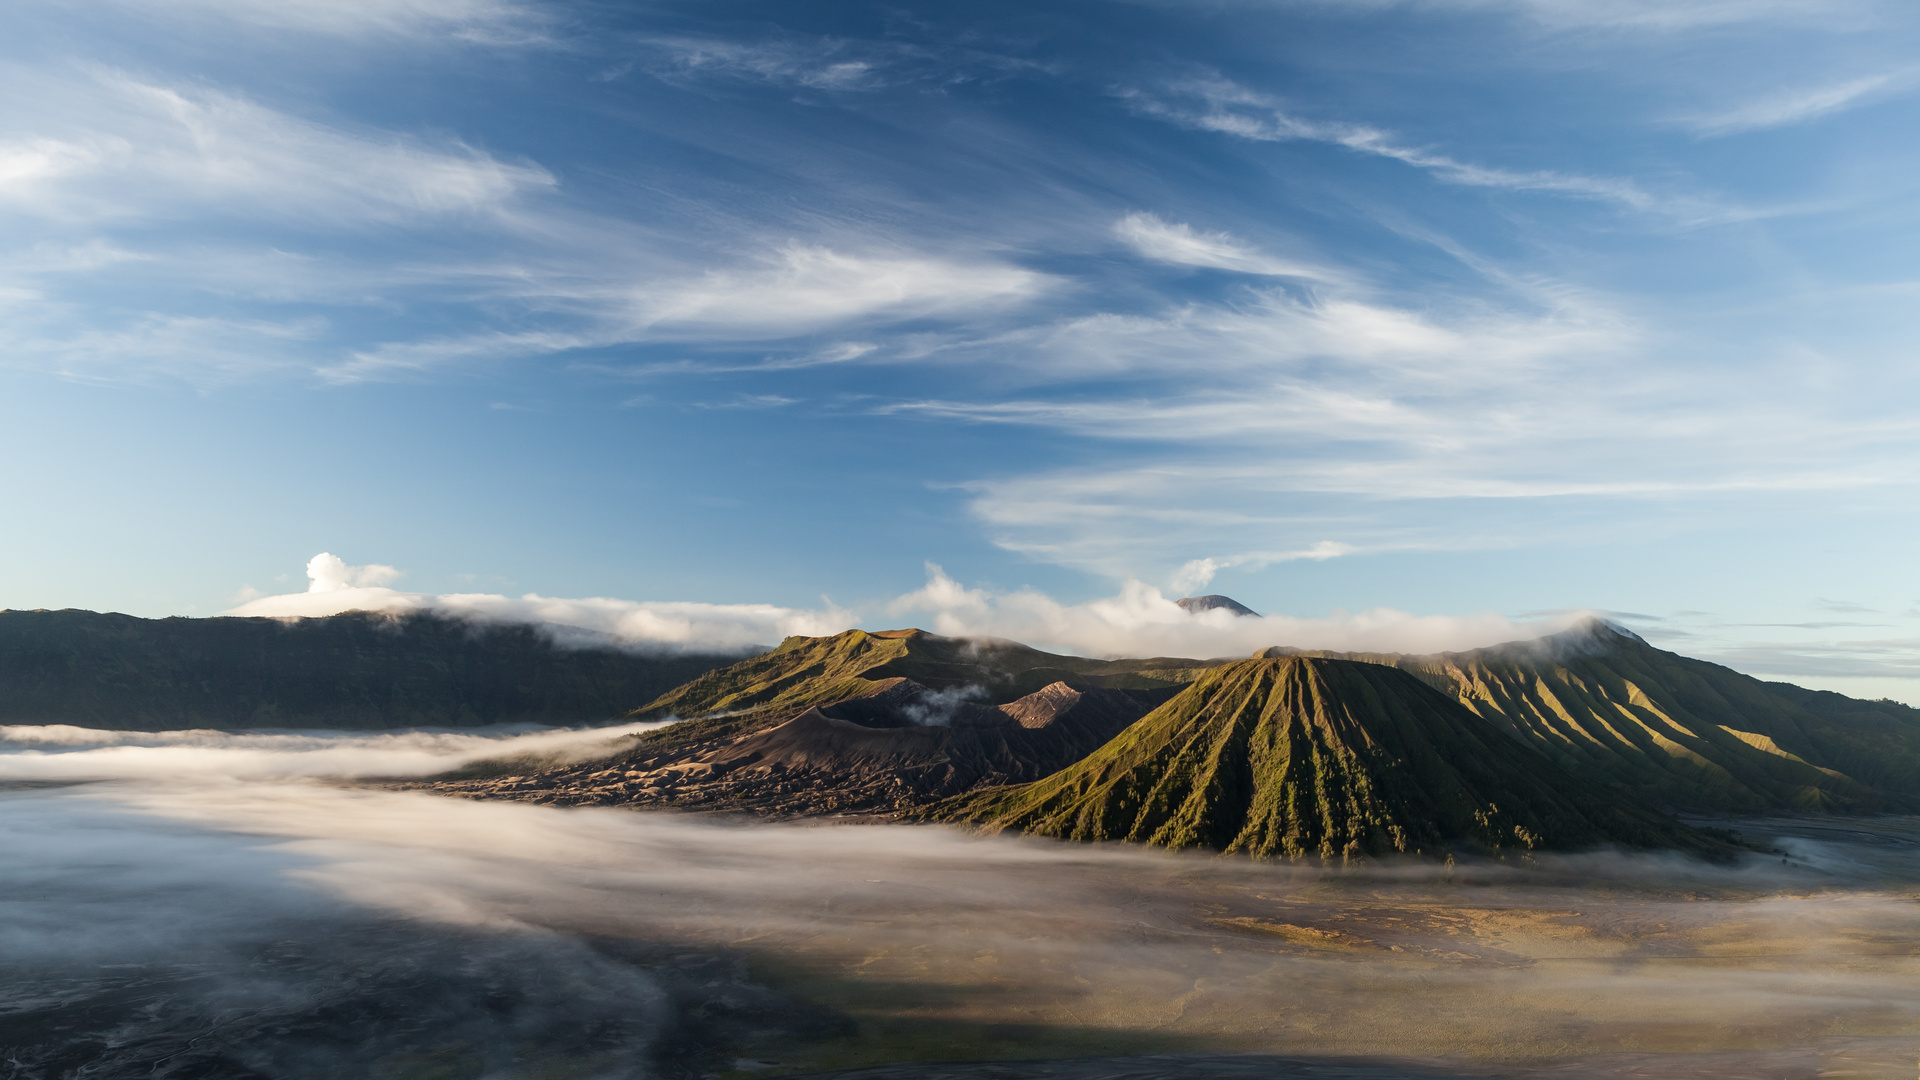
[{"left": 3, "top": 0, "right": 1919, "bottom": 702}]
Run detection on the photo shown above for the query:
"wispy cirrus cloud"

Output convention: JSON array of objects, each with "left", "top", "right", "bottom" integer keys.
[
  {"left": 0, "top": 59, "right": 1050, "bottom": 386},
  {"left": 29, "top": 0, "right": 552, "bottom": 43},
  {"left": 1311, "top": 0, "right": 1881, "bottom": 32},
  {"left": 631, "top": 243, "right": 1047, "bottom": 337},
  {"left": 1686, "top": 69, "right": 1918, "bottom": 134},
  {"left": 1168, "top": 542, "right": 1355, "bottom": 595},
  {"left": 0, "top": 68, "right": 562, "bottom": 383},
  {"left": 880, "top": 248, "right": 1632, "bottom": 390},
  {"left": 0, "top": 307, "right": 333, "bottom": 385},
  {"left": 630, "top": 31, "right": 1048, "bottom": 93},
  {"left": 0, "top": 70, "right": 554, "bottom": 226},
  {"left": 1114, "top": 212, "right": 1335, "bottom": 280},
  {"left": 323, "top": 243, "right": 1049, "bottom": 382},
  {"left": 848, "top": 201, "right": 1914, "bottom": 582},
  {"left": 1124, "top": 77, "right": 1675, "bottom": 214},
  {"left": 635, "top": 35, "right": 902, "bottom": 92},
  {"left": 952, "top": 455, "right": 1896, "bottom": 581}
]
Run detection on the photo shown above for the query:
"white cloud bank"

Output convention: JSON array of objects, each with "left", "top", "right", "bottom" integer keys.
[
  {"left": 227, "top": 553, "right": 856, "bottom": 655},
  {"left": 888, "top": 563, "right": 1574, "bottom": 658},
  {"left": 0, "top": 722, "right": 664, "bottom": 782},
  {"left": 226, "top": 554, "right": 1571, "bottom": 659}
]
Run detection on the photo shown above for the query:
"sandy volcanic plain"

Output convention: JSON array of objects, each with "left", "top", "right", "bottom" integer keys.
[{"left": 2, "top": 723, "right": 1917, "bottom": 1079}]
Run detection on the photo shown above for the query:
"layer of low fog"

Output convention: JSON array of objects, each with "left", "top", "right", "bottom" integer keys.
[
  {"left": 5, "top": 726, "right": 1919, "bottom": 1078},
  {"left": 0, "top": 721, "right": 669, "bottom": 780},
  {"left": 225, "top": 553, "right": 1576, "bottom": 659}
]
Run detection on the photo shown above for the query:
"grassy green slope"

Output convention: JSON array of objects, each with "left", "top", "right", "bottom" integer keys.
[
  {"left": 927, "top": 657, "right": 1724, "bottom": 860},
  {"left": 1268, "top": 622, "right": 1900, "bottom": 813}
]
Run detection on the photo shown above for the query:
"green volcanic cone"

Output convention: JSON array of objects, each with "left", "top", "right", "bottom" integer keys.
[
  {"left": 926, "top": 656, "right": 1731, "bottom": 859},
  {"left": 1266, "top": 619, "right": 1918, "bottom": 813}
]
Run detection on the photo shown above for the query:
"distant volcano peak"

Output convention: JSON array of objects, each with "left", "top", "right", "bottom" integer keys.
[
  {"left": 1175, "top": 594, "right": 1258, "bottom": 617},
  {"left": 1462, "top": 615, "right": 1647, "bottom": 662}
]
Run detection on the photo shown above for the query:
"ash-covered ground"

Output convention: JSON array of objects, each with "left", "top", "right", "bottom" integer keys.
[{"left": 3, "top": 724, "right": 1918, "bottom": 1080}]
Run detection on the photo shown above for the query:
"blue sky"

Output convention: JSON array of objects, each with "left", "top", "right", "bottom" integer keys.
[{"left": 4, "top": 0, "right": 1919, "bottom": 698}]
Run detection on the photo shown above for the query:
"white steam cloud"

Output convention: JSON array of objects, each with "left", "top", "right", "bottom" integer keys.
[
  {"left": 899, "top": 683, "right": 989, "bottom": 727},
  {"left": 230, "top": 553, "right": 1573, "bottom": 659}
]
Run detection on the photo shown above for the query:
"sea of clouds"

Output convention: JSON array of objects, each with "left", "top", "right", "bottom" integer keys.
[
  {"left": 224, "top": 553, "right": 1582, "bottom": 658},
  {"left": 4, "top": 723, "right": 1919, "bottom": 1078}
]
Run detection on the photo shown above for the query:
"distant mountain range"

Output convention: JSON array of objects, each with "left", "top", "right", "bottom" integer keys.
[
  {"left": 411, "top": 616, "right": 1920, "bottom": 858},
  {"left": 11, "top": 602, "right": 1920, "bottom": 857},
  {"left": 0, "top": 608, "right": 739, "bottom": 729}
]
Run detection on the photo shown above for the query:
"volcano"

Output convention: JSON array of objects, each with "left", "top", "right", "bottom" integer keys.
[
  {"left": 414, "top": 673, "right": 1179, "bottom": 817},
  {"left": 1175, "top": 594, "right": 1259, "bottom": 617},
  {"left": 926, "top": 656, "right": 1734, "bottom": 859},
  {"left": 625, "top": 627, "right": 1223, "bottom": 755},
  {"left": 1265, "top": 618, "right": 1917, "bottom": 813}
]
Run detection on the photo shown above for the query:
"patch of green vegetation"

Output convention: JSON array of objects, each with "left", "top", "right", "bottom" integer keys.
[
  {"left": 631, "top": 630, "right": 919, "bottom": 722},
  {"left": 923, "top": 657, "right": 1737, "bottom": 860}
]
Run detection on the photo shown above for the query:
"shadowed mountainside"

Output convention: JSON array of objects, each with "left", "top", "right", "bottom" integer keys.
[
  {"left": 1262, "top": 620, "right": 1920, "bottom": 813},
  {"left": 407, "top": 627, "right": 1214, "bottom": 813},
  {"left": 924, "top": 656, "right": 1736, "bottom": 860},
  {"left": 411, "top": 676, "right": 1180, "bottom": 816},
  {"left": 0, "top": 608, "right": 740, "bottom": 730}
]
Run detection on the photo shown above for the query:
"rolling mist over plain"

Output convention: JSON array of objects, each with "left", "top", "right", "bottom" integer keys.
[{"left": 6, "top": 715, "right": 1920, "bottom": 1078}]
